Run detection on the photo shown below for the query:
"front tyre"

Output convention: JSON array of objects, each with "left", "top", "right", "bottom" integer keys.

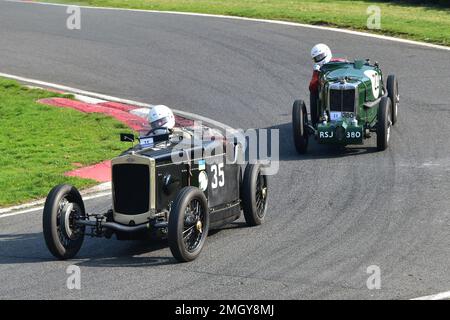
[
  {"left": 168, "top": 187, "right": 209, "bottom": 262},
  {"left": 292, "top": 100, "right": 309, "bottom": 154},
  {"left": 43, "top": 184, "right": 86, "bottom": 260},
  {"left": 242, "top": 163, "right": 268, "bottom": 226},
  {"left": 387, "top": 74, "right": 399, "bottom": 125},
  {"left": 377, "top": 96, "right": 392, "bottom": 151}
]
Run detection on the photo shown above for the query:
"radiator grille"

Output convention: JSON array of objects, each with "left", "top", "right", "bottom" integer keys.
[
  {"left": 112, "top": 164, "right": 150, "bottom": 215},
  {"left": 329, "top": 88, "right": 355, "bottom": 112}
]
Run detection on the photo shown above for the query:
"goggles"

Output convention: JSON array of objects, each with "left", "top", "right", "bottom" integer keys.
[
  {"left": 313, "top": 52, "right": 327, "bottom": 63},
  {"left": 150, "top": 116, "right": 169, "bottom": 129}
]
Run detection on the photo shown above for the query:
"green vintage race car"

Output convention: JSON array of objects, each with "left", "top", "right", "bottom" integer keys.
[{"left": 292, "top": 59, "right": 399, "bottom": 153}]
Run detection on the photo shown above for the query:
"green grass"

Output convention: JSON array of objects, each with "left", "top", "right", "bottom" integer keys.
[
  {"left": 0, "top": 78, "right": 132, "bottom": 207},
  {"left": 44, "top": 0, "right": 450, "bottom": 46}
]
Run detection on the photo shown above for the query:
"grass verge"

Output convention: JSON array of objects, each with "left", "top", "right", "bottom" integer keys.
[
  {"left": 0, "top": 77, "right": 132, "bottom": 207},
  {"left": 43, "top": 0, "right": 450, "bottom": 46}
]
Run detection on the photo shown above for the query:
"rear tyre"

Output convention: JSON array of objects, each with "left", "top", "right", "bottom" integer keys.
[
  {"left": 377, "top": 96, "right": 392, "bottom": 151},
  {"left": 43, "top": 184, "right": 86, "bottom": 260},
  {"left": 387, "top": 75, "right": 399, "bottom": 125},
  {"left": 242, "top": 163, "right": 268, "bottom": 226},
  {"left": 292, "top": 100, "right": 309, "bottom": 154},
  {"left": 168, "top": 187, "right": 209, "bottom": 262}
]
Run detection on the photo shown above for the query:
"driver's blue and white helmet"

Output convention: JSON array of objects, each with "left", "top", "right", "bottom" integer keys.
[{"left": 148, "top": 105, "right": 176, "bottom": 133}]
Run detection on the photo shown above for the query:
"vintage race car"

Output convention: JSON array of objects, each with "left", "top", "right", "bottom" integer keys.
[
  {"left": 292, "top": 59, "right": 399, "bottom": 153},
  {"left": 42, "top": 125, "right": 268, "bottom": 262}
]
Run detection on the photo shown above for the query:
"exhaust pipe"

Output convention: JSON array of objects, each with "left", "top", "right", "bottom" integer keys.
[{"left": 102, "top": 222, "right": 149, "bottom": 233}]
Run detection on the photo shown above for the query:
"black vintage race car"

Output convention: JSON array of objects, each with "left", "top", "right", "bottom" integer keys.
[{"left": 42, "top": 126, "right": 268, "bottom": 262}]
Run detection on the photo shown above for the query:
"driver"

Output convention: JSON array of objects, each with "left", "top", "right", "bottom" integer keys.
[
  {"left": 147, "top": 104, "right": 176, "bottom": 135},
  {"left": 309, "top": 43, "right": 333, "bottom": 93},
  {"left": 146, "top": 104, "right": 194, "bottom": 146},
  {"left": 309, "top": 44, "right": 346, "bottom": 124}
]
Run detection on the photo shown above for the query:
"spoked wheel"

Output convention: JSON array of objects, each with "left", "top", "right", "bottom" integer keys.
[
  {"left": 242, "top": 163, "right": 268, "bottom": 226},
  {"left": 182, "top": 199, "right": 206, "bottom": 252},
  {"left": 377, "top": 96, "right": 392, "bottom": 151},
  {"left": 168, "top": 187, "right": 209, "bottom": 262},
  {"left": 43, "top": 184, "right": 86, "bottom": 259}
]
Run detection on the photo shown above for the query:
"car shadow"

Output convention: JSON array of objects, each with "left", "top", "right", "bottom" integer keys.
[
  {"left": 0, "top": 222, "right": 248, "bottom": 268},
  {"left": 80, "top": 221, "right": 249, "bottom": 267},
  {"left": 0, "top": 232, "right": 175, "bottom": 267},
  {"left": 76, "top": 239, "right": 175, "bottom": 268},
  {"left": 208, "top": 221, "right": 247, "bottom": 236},
  {"left": 0, "top": 232, "right": 55, "bottom": 264},
  {"left": 261, "top": 122, "right": 379, "bottom": 162}
]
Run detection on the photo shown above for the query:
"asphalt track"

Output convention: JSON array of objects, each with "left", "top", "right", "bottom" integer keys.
[{"left": 0, "top": 1, "right": 449, "bottom": 299}]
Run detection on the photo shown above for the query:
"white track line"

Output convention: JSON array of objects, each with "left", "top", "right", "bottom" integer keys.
[
  {"left": 0, "top": 181, "right": 111, "bottom": 215},
  {"left": 0, "top": 191, "right": 111, "bottom": 219},
  {"left": 412, "top": 291, "right": 450, "bottom": 300},
  {"left": 73, "top": 94, "right": 106, "bottom": 104},
  {"left": 4, "top": 0, "right": 450, "bottom": 52},
  {"left": 0, "top": 198, "right": 45, "bottom": 215}
]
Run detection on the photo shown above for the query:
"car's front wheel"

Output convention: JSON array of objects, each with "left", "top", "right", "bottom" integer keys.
[
  {"left": 168, "top": 187, "right": 209, "bottom": 262},
  {"left": 377, "top": 96, "right": 392, "bottom": 151},
  {"left": 42, "top": 184, "right": 86, "bottom": 260},
  {"left": 292, "top": 100, "right": 309, "bottom": 154}
]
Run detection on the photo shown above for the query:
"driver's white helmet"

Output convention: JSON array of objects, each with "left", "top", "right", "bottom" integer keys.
[
  {"left": 311, "top": 44, "right": 332, "bottom": 67},
  {"left": 148, "top": 105, "right": 175, "bottom": 132}
]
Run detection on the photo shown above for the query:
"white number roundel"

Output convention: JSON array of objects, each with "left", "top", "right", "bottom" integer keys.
[
  {"left": 198, "top": 171, "right": 208, "bottom": 191},
  {"left": 364, "top": 70, "right": 380, "bottom": 99}
]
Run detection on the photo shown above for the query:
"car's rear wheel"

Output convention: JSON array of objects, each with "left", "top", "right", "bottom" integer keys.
[
  {"left": 242, "top": 163, "right": 268, "bottom": 226},
  {"left": 292, "top": 100, "right": 309, "bottom": 154},
  {"left": 387, "top": 74, "right": 399, "bottom": 125},
  {"left": 168, "top": 187, "right": 209, "bottom": 262},
  {"left": 43, "top": 184, "right": 86, "bottom": 260},
  {"left": 377, "top": 96, "right": 392, "bottom": 151}
]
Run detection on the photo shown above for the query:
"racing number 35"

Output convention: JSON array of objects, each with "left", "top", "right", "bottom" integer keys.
[{"left": 211, "top": 163, "right": 225, "bottom": 189}]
